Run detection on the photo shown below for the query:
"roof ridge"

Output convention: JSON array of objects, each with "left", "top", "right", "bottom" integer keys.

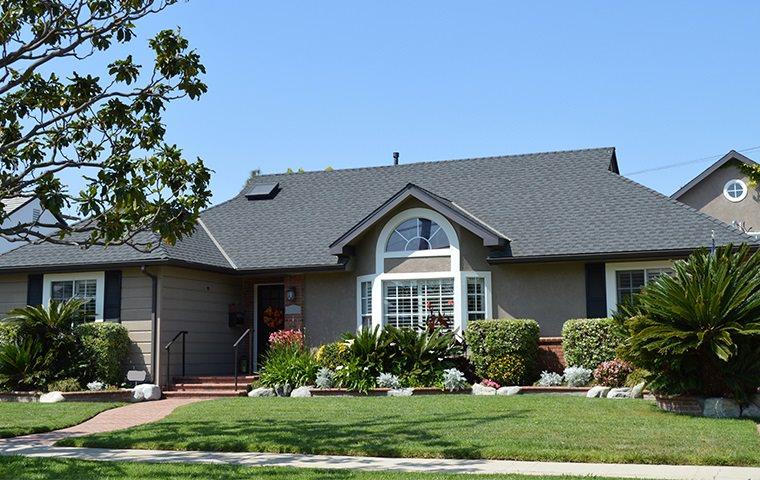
[
  {"left": 611, "top": 171, "right": 757, "bottom": 241},
  {"left": 242, "top": 146, "right": 616, "bottom": 183}
]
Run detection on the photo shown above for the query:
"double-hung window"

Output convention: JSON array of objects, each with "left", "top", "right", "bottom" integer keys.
[
  {"left": 43, "top": 272, "right": 104, "bottom": 323},
  {"left": 615, "top": 267, "right": 673, "bottom": 305},
  {"left": 384, "top": 278, "right": 455, "bottom": 330},
  {"left": 466, "top": 277, "right": 486, "bottom": 320},
  {"left": 359, "top": 280, "right": 373, "bottom": 330}
]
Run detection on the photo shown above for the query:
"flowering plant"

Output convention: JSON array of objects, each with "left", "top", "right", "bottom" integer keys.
[
  {"left": 593, "top": 359, "right": 633, "bottom": 387},
  {"left": 480, "top": 378, "right": 500, "bottom": 389},
  {"left": 268, "top": 329, "right": 304, "bottom": 349}
]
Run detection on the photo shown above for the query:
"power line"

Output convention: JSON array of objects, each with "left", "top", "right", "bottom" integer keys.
[{"left": 624, "top": 145, "right": 760, "bottom": 176}]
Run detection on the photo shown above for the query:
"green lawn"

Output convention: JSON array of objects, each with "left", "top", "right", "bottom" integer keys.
[
  {"left": 58, "top": 396, "right": 760, "bottom": 466},
  {"left": 0, "top": 456, "right": 627, "bottom": 480},
  {"left": 0, "top": 402, "right": 122, "bottom": 438}
]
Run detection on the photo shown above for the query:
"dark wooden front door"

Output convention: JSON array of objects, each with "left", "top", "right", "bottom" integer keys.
[{"left": 256, "top": 284, "right": 284, "bottom": 368}]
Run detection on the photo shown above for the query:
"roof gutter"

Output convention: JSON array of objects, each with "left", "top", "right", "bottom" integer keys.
[{"left": 487, "top": 248, "right": 698, "bottom": 264}]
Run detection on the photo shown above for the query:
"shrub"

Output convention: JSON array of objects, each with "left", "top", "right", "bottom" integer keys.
[
  {"left": 269, "top": 329, "right": 304, "bottom": 349},
  {"left": 615, "top": 245, "right": 760, "bottom": 402},
  {"left": 563, "top": 366, "right": 592, "bottom": 387},
  {"left": 464, "top": 319, "right": 539, "bottom": 385},
  {"left": 483, "top": 354, "right": 528, "bottom": 386},
  {"left": 383, "top": 325, "right": 462, "bottom": 387},
  {"left": 334, "top": 359, "right": 377, "bottom": 392},
  {"left": 441, "top": 368, "right": 468, "bottom": 391},
  {"left": 87, "top": 381, "right": 105, "bottom": 391},
  {"left": 259, "top": 343, "right": 318, "bottom": 388},
  {"left": 315, "top": 367, "right": 334, "bottom": 389},
  {"left": 315, "top": 341, "right": 350, "bottom": 370},
  {"left": 562, "top": 318, "right": 620, "bottom": 370},
  {"left": 76, "top": 322, "right": 130, "bottom": 386},
  {"left": 376, "top": 372, "right": 401, "bottom": 389},
  {"left": 0, "top": 322, "right": 19, "bottom": 346},
  {"left": 593, "top": 359, "right": 633, "bottom": 387},
  {"left": 0, "top": 340, "right": 48, "bottom": 391},
  {"left": 48, "top": 377, "right": 81, "bottom": 392},
  {"left": 537, "top": 371, "right": 563, "bottom": 386}
]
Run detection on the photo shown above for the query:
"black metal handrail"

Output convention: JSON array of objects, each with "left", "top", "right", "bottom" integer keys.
[
  {"left": 165, "top": 331, "right": 188, "bottom": 388},
  {"left": 233, "top": 328, "right": 251, "bottom": 391}
]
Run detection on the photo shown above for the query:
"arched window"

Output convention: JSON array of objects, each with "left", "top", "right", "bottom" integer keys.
[{"left": 385, "top": 218, "right": 450, "bottom": 253}]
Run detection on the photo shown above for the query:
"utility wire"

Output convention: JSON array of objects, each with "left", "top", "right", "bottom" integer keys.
[{"left": 624, "top": 145, "right": 760, "bottom": 176}]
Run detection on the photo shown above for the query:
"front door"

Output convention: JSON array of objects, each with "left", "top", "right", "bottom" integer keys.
[{"left": 256, "top": 284, "right": 285, "bottom": 369}]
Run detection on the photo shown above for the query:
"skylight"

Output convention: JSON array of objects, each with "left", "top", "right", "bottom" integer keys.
[{"left": 245, "top": 182, "right": 280, "bottom": 200}]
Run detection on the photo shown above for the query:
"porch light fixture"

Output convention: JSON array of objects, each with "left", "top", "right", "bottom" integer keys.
[{"left": 286, "top": 286, "right": 296, "bottom": 302}]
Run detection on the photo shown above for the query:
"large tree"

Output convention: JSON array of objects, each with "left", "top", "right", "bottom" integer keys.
[{"left": 0, "top": 0, "right": 211, "bottom": 250}]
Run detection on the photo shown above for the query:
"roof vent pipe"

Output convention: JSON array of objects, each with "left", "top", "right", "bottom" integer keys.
[{"left": 393, "top": 152, "right": 399, "bottom": 165}]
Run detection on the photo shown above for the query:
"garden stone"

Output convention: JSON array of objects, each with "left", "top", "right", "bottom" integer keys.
[
  {"left": 274, "top": 383, "right": 292, "bottom": 397},
  {"left": 703, "top": 397, "right": 740, "bottom": 418},
  {"left": 630, "top": 382, "right": 646, "bottom": 399},
  {"left": 586, "top": 386, "right": 610, "bottom": 398},
  {"left": 496, "top": 386, "right": 521, "bottom": 396},
  {"left": 740, "top": 402, "right": 760, "bottom": 419},
  {"left": 290, "top": 386, "right": 312, "bottom": 397},
  {"left": 472, "top": 383, "right": 497, "bottom": 395},
  {"left": 606, "top": 387, "right": 632, "bottom": 399},
  {"left": 39, "top": 391, "right": 65, "bottom": 403},
  {"left": 133, "top": 384, "right": 161, "bottom": 401},
  {"left": 248, "top": 387, "right": 275, "bottom": 397},
  {"left": 387, "top": 388, "right": 414, "bottom": 397}
]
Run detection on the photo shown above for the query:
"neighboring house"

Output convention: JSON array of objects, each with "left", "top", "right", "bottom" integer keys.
[
  {"left": 672, "top": 150, "right": 760, "bottom": 236},
  {"left": 0, "top": 147, "right": 754, "bottom": 385},
  {"left": 0, "top": 197, "right": 57, "bottom": 254}
]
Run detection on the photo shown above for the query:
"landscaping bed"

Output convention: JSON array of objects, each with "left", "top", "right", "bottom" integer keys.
[
  {"left": 57, "top": 395, "right": 760, "bottom": 466},
  {"left": 307, "top": 386, "right": 591, "bottom": 396},
  {"left": 0, "top": 401, "right": 122, "bottom": 438},
  {"left": 0, "top": 389, "right": 135, "bottom": 403}
]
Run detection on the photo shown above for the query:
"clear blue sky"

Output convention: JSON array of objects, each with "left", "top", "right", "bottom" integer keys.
[{"left": 118, "top": 1, "right": 760, "bottom": 204}]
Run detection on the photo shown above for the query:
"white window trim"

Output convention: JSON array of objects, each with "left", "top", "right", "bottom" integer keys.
[
  {"left": 723, "top": 179, "right": 748, "bottom": 202},
  {"left": 461, "top": 271, "right": 492, "bottom": 332},
  {"left": 42, "top": 271, "right": 105, "bottom": 322},
  {"left": 375, "top": 208, "right": 459, "bottom": 273},
  {"left": 604, "top": 260, "right": 673, "bottom": 316},
  {"left": 356, "top": 274, "right": 377, "bottom": 331}
]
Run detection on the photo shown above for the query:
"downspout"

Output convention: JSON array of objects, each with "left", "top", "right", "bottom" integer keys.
[{"left": 140, "top": 266, "right": 158, "bottom": 384}]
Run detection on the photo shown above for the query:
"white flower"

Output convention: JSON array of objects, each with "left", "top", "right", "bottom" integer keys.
[{"left": 336, "top": 365, "right": 344, "bottom": 371}]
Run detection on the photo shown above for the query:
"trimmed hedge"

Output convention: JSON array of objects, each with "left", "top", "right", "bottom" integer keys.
[
  {"left": 562, "top": 318, "right": 620, "bottom": 370},
  {"left": 75, "top": 322, "right": 130, "bottom": 385},
  {"left": 464, "top": 319, "right": 540, "bottom": 385},
  {"left": 0, "top": 321, "right": 19, "bottom": 345}
]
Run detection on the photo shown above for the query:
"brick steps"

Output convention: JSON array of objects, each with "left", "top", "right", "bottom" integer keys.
[{"left": 164, "top": 375, "right": 257, "bottom": 398}]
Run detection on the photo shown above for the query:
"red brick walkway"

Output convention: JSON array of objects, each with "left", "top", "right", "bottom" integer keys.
[{"left": 0, "top": 398, "right": 203, "bottom": 447}]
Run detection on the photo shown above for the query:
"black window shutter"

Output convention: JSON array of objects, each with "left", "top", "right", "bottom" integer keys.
[
  {"left": 103, "top": 270, "right": 122, "bottom": 322},
  {"left": 26, "top": 274, "right": 43, "bottom": 306},
  {"left": 585, "top": 263, "right": 607, "bottom": 318}
]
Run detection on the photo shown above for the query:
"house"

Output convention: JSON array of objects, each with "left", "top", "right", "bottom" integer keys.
[
  {"left": 0, "top": 197, "right": 58, "bottom": 254},
  {"left": 671, "top": 150, "right": 760, "bottom": 236},
  {"left": 0, "top": 147, "right": 754, "bottom": 386}
]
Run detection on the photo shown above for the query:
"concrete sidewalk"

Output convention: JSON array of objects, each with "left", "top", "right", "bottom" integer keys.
[{"left": 1, "top": 444, "right": 758, "bottom": 480}]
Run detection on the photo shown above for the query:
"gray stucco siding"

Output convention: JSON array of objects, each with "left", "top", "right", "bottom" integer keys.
[{"left": 303, "top": 271, "right": 356, "bottom": 347}]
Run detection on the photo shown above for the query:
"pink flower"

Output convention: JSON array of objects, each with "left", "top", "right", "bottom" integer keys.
[
  {"left": 268, "top": 329, "right": 304, "bottom": 348},
  {"left": 481, "top": 378, "right": 501, "bottom": 389}
]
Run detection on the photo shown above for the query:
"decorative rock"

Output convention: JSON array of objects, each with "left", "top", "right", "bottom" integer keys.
[
  {"left": 248, "top": 387, "right": 275, "bottom": 397},
  {"left": 472, "top": 383, "right": 497, "bottom": 395},
  {"left": 607, "top": 387, "right": 632, "bottom": 399},
  {"left": 585, "top": 386, "right": 611, "bottom": 398},
  {"left": 133, "top": 383, "right": 162, "bottom": 401},
  {"left": 703, "top": 397, "right": 741, "bottom": 418},
  {"left": 39, "top": 391, "right": 65, "bottom": 403},
  {"left": 274, "top": 383, "right": 292, "bottom": 397},
  {"left": 740, "top": 402, "right": 760, "bottom": 419},
  {"left": 290, "top": 386, "right": 312, "bottom": 397},
  {"left": 387, "top": 388, "right": 414, "bottom": 397},
  {"left": 496, "top": 386, "right": 521, "bottom": 396},
  {"left": 630, "top": 382, "right": 646, "bottom": 399}
]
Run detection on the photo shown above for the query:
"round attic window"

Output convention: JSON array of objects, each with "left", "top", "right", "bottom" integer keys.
[{"left": 723, "top": 179, "right": 747, "bottom": 202}]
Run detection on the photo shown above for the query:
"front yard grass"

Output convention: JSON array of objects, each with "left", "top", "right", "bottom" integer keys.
[
  {"left": 0, "top": 456, "right": 628, "bottom": 479},
  {"left": 0, "top": 402, "right": 122, "bottom": 438},
  {"left": 58, "top": 395, "right": 760, "bottom": 466}
]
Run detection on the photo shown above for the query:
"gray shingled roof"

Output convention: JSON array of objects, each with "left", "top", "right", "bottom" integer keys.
[{"left": 0, "top": 147, "right": 755, "bottom": 272}]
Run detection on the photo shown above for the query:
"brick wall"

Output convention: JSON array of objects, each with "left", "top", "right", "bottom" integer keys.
[{"left": 537, "top": 337, "right": 565, "bottom": 373}]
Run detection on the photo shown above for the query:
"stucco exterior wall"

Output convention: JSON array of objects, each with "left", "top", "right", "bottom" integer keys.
[
  {"left": 157, "top": 266, "right": 242, "bottom": 380},
  {"left": 677, "top": 162, "right": 760, "bottom": 231},
  {"left": 384, "top": 256, "right": 450, "bottom": 273},
  {"left": 303, "top": 271, "right": 356, "bottom": 347}
]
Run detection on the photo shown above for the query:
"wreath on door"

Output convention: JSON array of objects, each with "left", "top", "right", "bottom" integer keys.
[{"left": 262, "top": 306, "right": 284, "bottom": 329}]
